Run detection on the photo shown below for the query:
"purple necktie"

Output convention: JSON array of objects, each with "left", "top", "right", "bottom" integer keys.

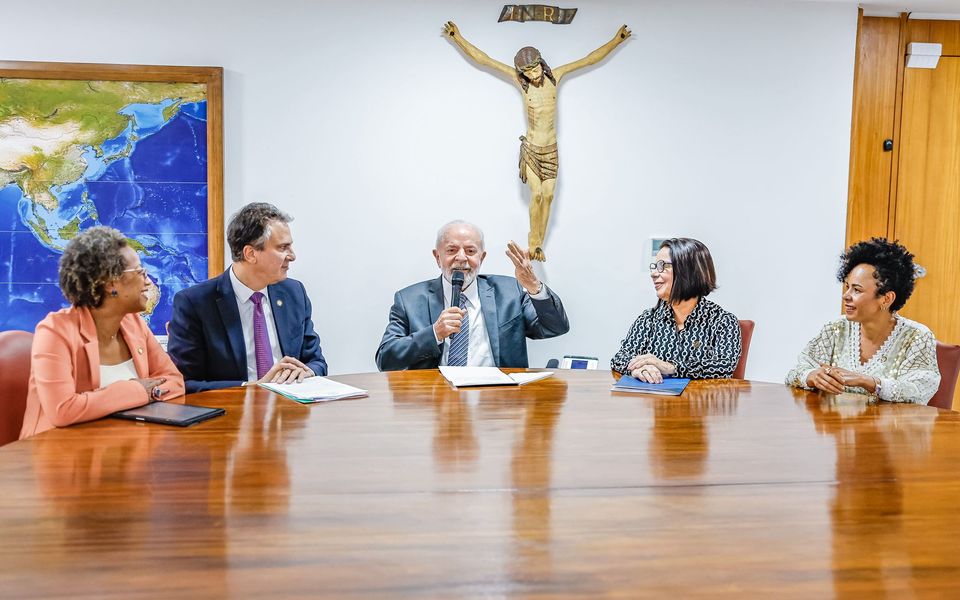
[{"left": 250, "top": 292, "right": 274, "bottom": 379}]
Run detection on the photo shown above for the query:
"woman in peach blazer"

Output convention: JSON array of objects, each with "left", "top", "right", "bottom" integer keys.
[{"left": 20, "top": 227, "right": 185, "bottom": 439}]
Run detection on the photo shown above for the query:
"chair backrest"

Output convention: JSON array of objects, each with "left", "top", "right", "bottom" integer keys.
[
  {"left": 929, "top": 341, "right": 960, "bottom": 410},
  {"left": 732, "top": 320, "right": 755, "bottom": 380},
  {"left": 0, "top": 330, "right": 33, "bottom": 446}
]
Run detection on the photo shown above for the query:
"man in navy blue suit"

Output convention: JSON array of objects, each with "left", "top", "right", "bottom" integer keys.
[
  {"left": 376, "top": 220, "right": 569, "bottom": 371},
  {"left": 168, "top": 202, "right": 327, "bottom": 392}
]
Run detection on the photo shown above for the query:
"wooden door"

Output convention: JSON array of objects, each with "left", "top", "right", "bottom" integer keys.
[
  {"left": 847, "top": 18, "right": 960, "bottom": 409},
  {"left": 893, "top": 56, "right": 960, "bottom": 347}
]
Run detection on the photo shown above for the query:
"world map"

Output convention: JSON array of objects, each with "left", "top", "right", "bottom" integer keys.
[{"left": 0, "top": 78, "right": 210, "bottom": 335}]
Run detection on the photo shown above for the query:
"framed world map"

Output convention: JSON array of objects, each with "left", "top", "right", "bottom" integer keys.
[{"left": 0, "top": 61, "right": 223, "bottom": 335}]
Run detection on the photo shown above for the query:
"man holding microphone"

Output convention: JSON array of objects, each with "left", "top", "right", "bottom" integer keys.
[{"left": 376, "top": 220, "right": 569, "bottom": 371}]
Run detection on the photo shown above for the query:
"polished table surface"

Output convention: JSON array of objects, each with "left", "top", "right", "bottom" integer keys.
[{"left": 2, "top": 369, "right": 960, "bottom": 598}]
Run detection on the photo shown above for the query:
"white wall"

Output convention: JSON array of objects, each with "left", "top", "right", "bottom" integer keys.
[{"left": 4, "top": 0, "right": 858, "bottom": 381}]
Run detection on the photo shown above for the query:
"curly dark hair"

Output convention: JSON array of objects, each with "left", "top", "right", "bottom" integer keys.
[
  {"left": 58, "top": 226, "right": 128, "bottom": 308},
  {"left": 227, "top": 202, "right": 293, "bottom": 262},
  {"left": 660, "top": 238, "right": 717, "bottom": 303},
  {"left": 837, "top": 237, "right": 916, "bottom": 312}
]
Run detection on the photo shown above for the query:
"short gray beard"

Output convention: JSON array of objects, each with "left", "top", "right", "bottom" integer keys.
[{"left": 444, "top": 268, "right": 477, "bottom": 289}]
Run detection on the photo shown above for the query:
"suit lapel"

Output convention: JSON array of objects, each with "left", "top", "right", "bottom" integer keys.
[
  {"left": 216, "top": 271, "right": 247, "bottom": 375},
  {"left": 427, "top": 277, "right": 444, "bottom": 327},
  {"left": 478, "top": 277, "right": 500, "bottom": 365},
  {"left": 77, "top": 307, "right": 100, "bottom": 389},
  {"left": 268, "top": 284, "right": 290, "bottom": 356},
  {"left": 120, "top": 314, "right": 150, "bottom": 377}
]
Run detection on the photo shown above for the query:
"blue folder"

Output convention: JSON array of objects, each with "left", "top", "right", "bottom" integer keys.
[{"left": 611, "top": 375, "right": 691, "bottom": 396}]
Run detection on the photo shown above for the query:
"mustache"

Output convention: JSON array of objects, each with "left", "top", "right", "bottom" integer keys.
[
  {"left": 446, "top": 267, "right": 477, "bottom": 285},
  {"left": 450, "top": 265, "right": 474, "bottom": 274}
]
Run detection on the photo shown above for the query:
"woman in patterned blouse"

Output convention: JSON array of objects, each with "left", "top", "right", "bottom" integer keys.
[
  {"left": 611, "top": 238, "right": 741, "bottom": 382},
  {"left": 785, "top": 238, "right": 940, "bottom": 404}
]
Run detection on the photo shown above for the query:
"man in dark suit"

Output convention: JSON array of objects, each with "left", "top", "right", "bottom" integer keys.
[
  {"left": 168, "top": 203, "right": 327, "bottom": 392},
  {"left": 376, "top": 220, "right": 569, "bottom": 371}
]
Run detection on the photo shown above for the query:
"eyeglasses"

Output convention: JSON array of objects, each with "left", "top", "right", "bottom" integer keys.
[
  {"left": 648, "top": 260, "right": 673, "bottom": 273},
  {"left": 123, "top": 265, "right": 149, "bottom": 278}
]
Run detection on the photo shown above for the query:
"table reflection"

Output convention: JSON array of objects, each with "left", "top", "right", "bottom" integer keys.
[
  {"left": 387, "top": 373, "right": 569, "bottom": 587},
  {"left": 796, "top": 390, "right": 950, "bottom": 597},
  {"left": 29, "top": 421, "right": 229, "bottom": 583},
  {"left": 509, "top": 379, "right": 567, "bottom": 585},
  {"left": 646, "top": 380, "right": 742, "bottom": 480},
  {"left": 389, "top": 376, "right": 480, "bottom": 472},
  {"left": 226, "top": 386, "right": 309, "bottom": 513},
  {"left": 28, "top": 386, "right": 314, "bottom": 576}
]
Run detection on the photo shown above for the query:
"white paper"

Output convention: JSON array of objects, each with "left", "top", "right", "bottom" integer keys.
[
  {"left": 259, "top": 376, "right": 367, "bottom": 402},
  {"left": 439, "top": 366, "right": 517, "bottom": 387},
  {"left": 439, "top": 367, "right": 553, "bottom": 387},
  {"left": 508, "top": 371, "right": 553, "bottom": 385}
]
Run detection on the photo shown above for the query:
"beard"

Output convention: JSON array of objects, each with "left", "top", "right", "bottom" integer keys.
[{"left": 445, "top": 266, "right": 478, "bottom": 289}]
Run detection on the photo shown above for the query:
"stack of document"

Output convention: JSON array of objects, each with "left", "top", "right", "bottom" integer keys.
[
  {"left": 610, "top": 375, "right": 690, "bottom": 396},
  {"left": 259, "top": 376, "right": 368, "bottom": 404},
  {"left": 439, "top": 366, "right": 553, "bottom": 388}
]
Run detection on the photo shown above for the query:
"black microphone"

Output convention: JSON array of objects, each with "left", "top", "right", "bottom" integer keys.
[{"left": 450, "top": 270, "right": 465, "bottom": 309}]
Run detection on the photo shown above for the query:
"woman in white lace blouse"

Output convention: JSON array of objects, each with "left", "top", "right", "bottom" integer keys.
[{"left": 785, "top": 238, "right": 940, "bottom": 404}]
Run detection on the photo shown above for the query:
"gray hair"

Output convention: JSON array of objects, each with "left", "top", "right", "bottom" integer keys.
[
  {"left": 58, "top": 226, "right": 129, "bottom": 308},
  {"left": 227, "top": 202, "right": 293, "bottom": 262},
  {"left": 435, "top": 220, "right": 485, "bottom": 250}
]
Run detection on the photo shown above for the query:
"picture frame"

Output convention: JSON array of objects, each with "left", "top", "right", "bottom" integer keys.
[{"left": 0, "top": 60, "right": 223, "bottom": 333}]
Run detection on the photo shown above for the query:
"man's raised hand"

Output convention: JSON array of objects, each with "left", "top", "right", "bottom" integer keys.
[{"left": 506, "top": 241, "right": 541, "bottom": 295}]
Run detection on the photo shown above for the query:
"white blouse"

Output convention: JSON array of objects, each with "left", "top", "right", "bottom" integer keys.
[
  {"left": 100, "top": 358, "right": 138, "bottom": 388},
  {"left": 785, "top": 315, "right": 941, "bottom": 404}
]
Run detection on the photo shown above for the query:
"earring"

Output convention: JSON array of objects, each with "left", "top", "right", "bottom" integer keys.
[{"left": 110, "top": 290, "right": 118, "bottom": 297}]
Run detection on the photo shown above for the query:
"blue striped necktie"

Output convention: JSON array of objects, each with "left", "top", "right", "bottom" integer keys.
[{"left": 447, "top": 294, "right": 470, "bottom": 367}]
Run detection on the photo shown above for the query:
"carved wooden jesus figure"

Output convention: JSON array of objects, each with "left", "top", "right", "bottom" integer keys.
[{"left": 444, "top": 21, "right": 630, "bottom": 261}]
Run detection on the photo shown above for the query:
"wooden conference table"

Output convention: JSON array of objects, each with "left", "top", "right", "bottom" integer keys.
[{"left": 1, "top": 369, "right": 960, "bottom": 598}]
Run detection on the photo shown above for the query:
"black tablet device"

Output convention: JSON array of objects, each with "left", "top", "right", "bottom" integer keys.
[{"left": 111, "top": 402, "right": 225, "bottom": 427}]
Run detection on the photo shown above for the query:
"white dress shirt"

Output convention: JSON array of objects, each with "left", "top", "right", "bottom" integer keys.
[
  {"left": 230, "top": 267, "right": 283, "bottom": 382},
  {"left": 438, "top": 277, "right": 495, "bottom": 367}
]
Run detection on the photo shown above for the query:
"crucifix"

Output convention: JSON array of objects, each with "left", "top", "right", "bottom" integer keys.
[{"left": 444, "top": 21, "right": 630, "bottom": 261}]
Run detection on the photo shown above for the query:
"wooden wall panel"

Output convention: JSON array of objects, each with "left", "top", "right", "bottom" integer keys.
[
  {"left": 897, "top": 20, "right": 960, "bottom": 408},
  {"left": 907, "top": 20, "right": 960, "bottom": 55},
  {"left": 845, "top": 17, "right": 902, "bottom": 246},
  {"left": 895, "top": 58, "right": 960, "bottom": 347}
]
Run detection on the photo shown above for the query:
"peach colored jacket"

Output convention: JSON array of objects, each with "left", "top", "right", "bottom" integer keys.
[{"left": 20, "top": 306, "right": 185, "bottom": 439}]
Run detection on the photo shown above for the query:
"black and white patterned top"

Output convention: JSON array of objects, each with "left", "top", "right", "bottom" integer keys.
[{"left": 611, "top": 298, "right": 741, "bottom": 379}]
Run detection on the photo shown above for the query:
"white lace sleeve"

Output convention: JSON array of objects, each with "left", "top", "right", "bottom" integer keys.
[
  {"left": 785, "top": 322, "right": 839, "bottom": 389},
  {"left": 877, "top": 327, "right": 941, "bottom": 404}
]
